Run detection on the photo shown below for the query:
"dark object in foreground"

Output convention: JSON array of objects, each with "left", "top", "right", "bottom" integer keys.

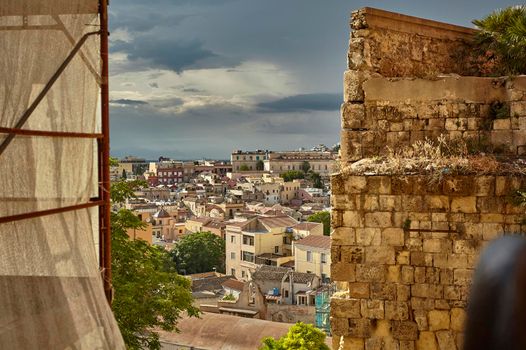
[{"left": 464, "top": 235, "right": 526, "bottom": 350}]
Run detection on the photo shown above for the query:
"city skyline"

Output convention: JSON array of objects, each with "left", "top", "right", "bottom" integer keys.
[{"left": 109, "top": 0, "right": 517, "bottom": 159}]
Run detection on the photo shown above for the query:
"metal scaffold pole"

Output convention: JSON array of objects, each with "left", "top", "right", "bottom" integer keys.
[{"left": 99, "top": 0, "right": 112, "bottom": 304}]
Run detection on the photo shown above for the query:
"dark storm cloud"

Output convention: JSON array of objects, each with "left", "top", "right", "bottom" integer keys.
[
  {"left": 110, "top": 99, "right": 148, "bottom": 106},
  {"left": 111, "top": 37, "right": 239, "bottom": 73},
  {"left": 257, "top": 93, "right": 341, "bottom": 113},
  {"left": 110, "top": 12, "right": 188, "bottom": 32}
]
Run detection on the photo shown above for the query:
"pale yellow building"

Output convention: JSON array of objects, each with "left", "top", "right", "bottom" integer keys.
[
  {"left": 264, "top": 151, "right": 336, "bottom": 177},
  {"left": 225, "top": 215, "right": 298, "bottom": 281},
  {"left": 293, "top": 235, "right": 330, "bottom": 283}
]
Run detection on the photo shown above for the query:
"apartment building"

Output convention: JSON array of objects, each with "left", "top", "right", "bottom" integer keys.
[
  {"left": 264, "top": 151, "right": 336, "bottom": 177},
  {"left": 225, "top": 215, "right": 298, "bottom": 281},
  {"left": 293, "top": 235, "right": 331, "bottom": 283},
  {"left": 231, "top": 150, "right": 267, "bottom": 172}
]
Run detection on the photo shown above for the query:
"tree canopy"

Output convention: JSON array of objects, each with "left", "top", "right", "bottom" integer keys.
[
  {"left": 300, "top": 161, "right": 311, "bottom": 173},
  {"left": 280, "top": 170, "right": 304, "bottom": 182},
  {"left": 472, "top": 6, "right": 526, "bottom": 75},
  {"left": 110, "top": 180, "right": 199, "bottom": 349},
  {"left": 307, "top": 211, "right": 331, "bottom": 236},
  {"left": 259, "top": 322, "right": 330, "bottom": 350},
  {"left": 171, "top": 231, "right": 225, "bottom": 275},
  {"left": 239, "top": 163, "right": 250, "bottom": 171},
  {"left": 256, "top": 160, "right": 265, "bottom": 171}
]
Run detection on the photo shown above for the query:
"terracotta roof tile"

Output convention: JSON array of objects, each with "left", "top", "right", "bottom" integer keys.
[{"left": 295, "top": 235, "right": 331, "bottom": 250}]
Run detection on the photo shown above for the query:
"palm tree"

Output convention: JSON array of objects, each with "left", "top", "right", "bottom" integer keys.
[{"left": 473, "top": 6, "right": 526, "bottom": 75}]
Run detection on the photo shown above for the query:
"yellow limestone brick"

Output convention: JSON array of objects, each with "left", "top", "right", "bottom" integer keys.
[
  {"left": 416, "top": 332, "right": 438, "bottom": 350},
  {"left": 428, "top": 310, "right": 450, "bottom": 331},
  {"left": 450, "top": 308, "right": 466, "bottom": 332}
]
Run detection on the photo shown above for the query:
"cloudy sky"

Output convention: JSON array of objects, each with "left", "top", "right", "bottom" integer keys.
[{"left": 108, "top": 0, "right": 516, "bottom": 160}]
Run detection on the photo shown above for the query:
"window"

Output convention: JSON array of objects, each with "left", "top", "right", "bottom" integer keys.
[
  {"left": 230, "top": 252, "right": 236, "bottom": 260},
  {"left": 256, "top": 156, "right": 259, "bottom": 160},
  {"left": 321, "top": 253, "right": 327, "bottom": 264},
  {"left": 284, "top": 290, "right": 289, "bottom": 298},
  {"left": 230, "top": 235, "right": 236, "bottom": 243},
  {"left": 242, "top": 251, "right": 255, "bottom": 263},
  {"left": 242, "top": 235, "right": 254, "bottom": 246},
  {"left": 306, "top": 251, "right": 312, "bottom": 262},
  {"left": 231, "top": 268, "right": 236, "bottom": 276},
  {"left": 274, "top": 246, "right": 279, "bottom": 254},
  {"left": 242, "top": 270, "right": 246, "bottom": 278}
]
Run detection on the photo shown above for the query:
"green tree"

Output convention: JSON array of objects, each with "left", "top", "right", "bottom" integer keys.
[
  {"left": 256, "top": 160, "right": 265, "bottom": 171},
  {"left": 309, "top": 172, "right": 323, "bottom": 189},
  {"left": 307, "top": 211, "right": 331, "bottom": 236},
  {"left": 239, "top": 163, "right": 250, "bottom": 171},
  {"left": 300, "top": 161, "right": 311, "bottom": 173},
  {"left": 171, "top": 231, "right": 225, "bottom": 274},
  {"left": 472, "top": 6, "right": 526, "bottom": 75},
  {"left": 111, "top": 180, "right": 199, "bottom": 349},
  {"left": 280, "top": 170, "right": 304, "bottom": 182},
  {"left": 260, "top": 322, "right": 330, "bottom": 350}
]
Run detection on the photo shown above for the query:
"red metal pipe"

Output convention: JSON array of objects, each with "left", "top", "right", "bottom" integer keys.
[
  {"left": 0, "top": 200, "right": 104, "bottom": 224},
  {"left": 100, "top": 0, "right": 112, "bottom": 304},
  {"left": 0, "top": 127, "right": 103, "bottom": 139}
]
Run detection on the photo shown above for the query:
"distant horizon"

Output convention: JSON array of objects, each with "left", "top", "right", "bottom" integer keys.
[{"left": 111, "top": 142, "right": 339, "bottom": 161}]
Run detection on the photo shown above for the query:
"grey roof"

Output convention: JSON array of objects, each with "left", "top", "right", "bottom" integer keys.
[
  {"left": 153, "top": 209, "right": 171, "bottom": 218},
  {"left": 251, "top": 265, "right": 316, "bottom": 284}
]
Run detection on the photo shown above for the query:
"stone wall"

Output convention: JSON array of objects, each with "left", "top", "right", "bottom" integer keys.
[
  {"left": 341, "top": 7, "right": 526, "bottom": 164},
  {"left": 330, "top": 174, "right": 526, "bottom": 349},
  {"left": 331, "top": 7, "right": 526, "bottom": 350}
]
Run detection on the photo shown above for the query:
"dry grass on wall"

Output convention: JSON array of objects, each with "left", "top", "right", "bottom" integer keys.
[{"left": 342, "top": 135, "right": 526, "bottom": 183}]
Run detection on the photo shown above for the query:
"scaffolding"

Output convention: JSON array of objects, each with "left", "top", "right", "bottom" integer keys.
[
  {"left": 315, "top": 284, "right": 335, "bottom": 335},
  {"left": 0, "top": 0, "right": 123, "bottom": 348}
]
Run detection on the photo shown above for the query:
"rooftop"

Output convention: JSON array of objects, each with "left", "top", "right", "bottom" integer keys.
[{"left": 295, "top": 235, "right": 331, "bottom": 250}]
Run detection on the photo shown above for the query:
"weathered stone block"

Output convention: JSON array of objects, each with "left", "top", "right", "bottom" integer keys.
[
  {"left": 387, "top": 265, "right": 400, "bottom": 283},
  {"left": 397, "top": 251, "right": 411, "bottom": 265},
  {"left": 344, "top": 210, "right": 365, "bottom": 228},
  {"left": 428, "top": 310, "right": 450, "bottom": 331},
  {"left": 356, "top": 264, "right": 386, "bottom": 282},
  {"left": 365, "top": 212, "right": 393, "bottom": 228},
  {"left": 382, "top": 228, "right": 405, "bottom": 246},
  {"left": 450, "top": 197, "right": 477, "bottom": 213},
  {"left": 385, "top": 302, "right": 410, "bottom": 321},
  {"left": 473, "top": 176, "right": 495, "bottom": 196},
  {"left": 436, "top": 331, "right": 457, "bottom": 350},
  {"left": 370, "top": 283, "right": 397, "bottom": 300},
  {"left": 401, "top": 266, "right": 414, "bottom": 284},
  {"left": 361, "top": 299, "right": 385, "bottom": 319},
  {"left": 411, "top": 284, "right": 443, "bottom": 299},
  {"left": 342, "top": 103, "right": 366, "bottom": 129},
  {"left": 333, "top": 227, "right": 357, "bottom": 245},
  {"left": 348, "top": 37, "right": 366, "bottom": 70},
  {"left": 392, "top": 321, "right": 418, "bottom": 340},
  {"left": 366, "top": 246, "right": 395, "bottom": 264},
  {"left": 332, "top": 298, "right": 362, "bottom": 318},
  {"left": 345, "top": 176, "right": 368, "bottom": 193},
  {"left": 453, "top": 268, "right": 472, "bottom": 286},
  {"left": 350, "top": 282, "right": 370, "bottom": 298},
  {"left": 344, "top": 70, "right": 368, "bottom": 102},
  {"left": 416, "top": 331, "right": 438, "bottom": 350},
  {"left": 349, "top": 318, "right": 372, "bottom": 338},
  {"left": 450, "top": 308, "right": 466, "bottom": 332},
  {"left": 356, "top": 228, "right": 382, "bottom": 246},
  {"left": 332, "top": 262, "right": 356, "bottom": 282},
  {"left": 367, "top": 176, "right": 392, "bottom": 194},
  {"left": 331, "top": 317, "right": 350, "bottom": 336}
]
